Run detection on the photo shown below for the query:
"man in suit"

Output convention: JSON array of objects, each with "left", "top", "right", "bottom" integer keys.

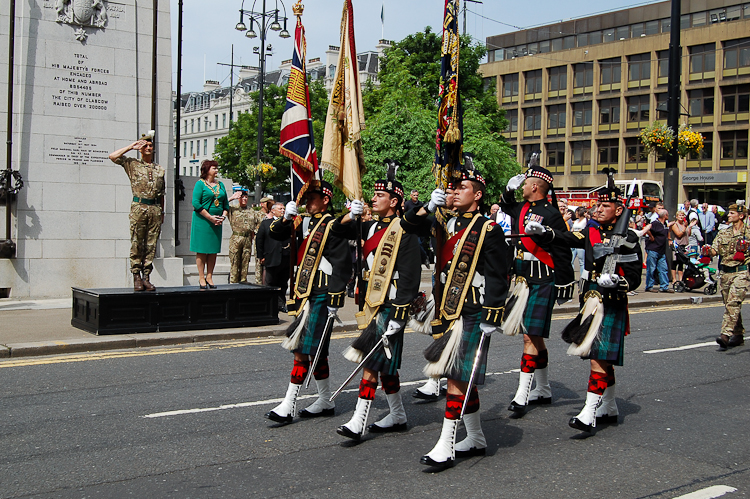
[{"left": 256, "top": 202, "right": 290, "bottom": 311}]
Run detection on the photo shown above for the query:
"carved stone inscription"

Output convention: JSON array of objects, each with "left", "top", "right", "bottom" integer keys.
[
  {"left": 47, "top": 137, "right": 110, "bottom": 166},
  {"left": 45, "top": 44, "right": 115, "bottom": 119}
]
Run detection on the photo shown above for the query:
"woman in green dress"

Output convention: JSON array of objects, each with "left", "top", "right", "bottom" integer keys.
[{"left": 190, "top": 160, "right": 229, "bottom": 289}]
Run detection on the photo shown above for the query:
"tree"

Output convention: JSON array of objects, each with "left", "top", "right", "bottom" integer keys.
[
  {"left": 359, "top": 28, "right": 520, "bottom": 204},
  {"left": 214, "top": 78, "right": 329, "bottom": 193}
]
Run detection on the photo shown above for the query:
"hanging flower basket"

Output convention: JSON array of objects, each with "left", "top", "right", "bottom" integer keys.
[
  {"left": 639, "top": 121, "right": 674, "bottom": 156},
  {"left": 678, "top": 125, "right": 704, "bottom": 158},
  {"left": 247, "top": 162, "right": 275, "bottom": 181}
]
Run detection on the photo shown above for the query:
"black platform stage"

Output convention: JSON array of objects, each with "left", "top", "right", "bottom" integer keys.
[{"left": 72, "top": 284, "right": 280, "bottom": 335}]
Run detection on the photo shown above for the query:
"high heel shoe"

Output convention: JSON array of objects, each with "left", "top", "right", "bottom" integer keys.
[
  {"left": 199, "top": 279, "right": 208, "bottom": 290},
  {"left": 206, "top": 279, "right": 217, "bottom": 289}
]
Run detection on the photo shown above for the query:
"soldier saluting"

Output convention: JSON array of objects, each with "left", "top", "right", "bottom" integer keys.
[{"left": 109, "top": 131, "right": 165, "bottom": 292}]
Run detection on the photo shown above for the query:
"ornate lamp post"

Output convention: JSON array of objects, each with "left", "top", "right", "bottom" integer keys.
[{"left": 235, "top": 0, "right": 290, "bottom": 202}]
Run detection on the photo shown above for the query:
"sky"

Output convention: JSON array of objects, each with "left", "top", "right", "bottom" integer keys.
[{"left": 170, "top": 0, "right": 663, "bottom": 93}]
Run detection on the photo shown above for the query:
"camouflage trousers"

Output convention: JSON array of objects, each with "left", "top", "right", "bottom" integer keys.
[
  {"left": 720, "top": 270, "right": 749, "bottom": 337},
  {"left": 229, "top": 234, "right": 253, "bottom": 283},
  {"left": 129, "top": 203, "right": 162, "bottom": 276},
  {"left": 255, "top": 259, "right": 264, "bottom": 285}
]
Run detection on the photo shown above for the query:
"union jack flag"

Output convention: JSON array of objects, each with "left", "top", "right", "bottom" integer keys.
[{"left": 279, "top": 13, "right": 318, "bottom": 205}]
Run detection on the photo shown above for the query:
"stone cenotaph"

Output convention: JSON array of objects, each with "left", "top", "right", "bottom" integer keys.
[{"left": 0, "top": 0, "right": 181, "bottom": 298}]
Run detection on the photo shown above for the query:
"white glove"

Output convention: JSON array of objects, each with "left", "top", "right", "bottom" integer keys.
[
  {"left": 284, "top": 201, "right": 298, "bottom": 220},
  {"left": 596, "top": 273, "right": 620, "bottom": 288},
  {"left": 349, "top": 199, "right": 364, "bottom": 216},
  {"left": 525, "top": 221, "right": 546, "bottom": 235},
  {"left": 384, "top": 320, "right": 402, "bottom": 337},
  {"left": 479, "top": 322, "right": 497, "bottom": 337},
  {"left": 427, "top": 189, "right": 446, "bottom": 213},
  {"left": 506, "top": 173, "right": 526, "bottom": 192}
]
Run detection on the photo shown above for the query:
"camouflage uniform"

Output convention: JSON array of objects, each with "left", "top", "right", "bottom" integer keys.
[
  {"left": 228, "top": 206, "right": 264, "bottom": 283},
  {"left": 712, "top": 224, "right": 750, "bottom": 337},
  {"left": 114, "top": 156, "right": 165, "bottom": 277}
]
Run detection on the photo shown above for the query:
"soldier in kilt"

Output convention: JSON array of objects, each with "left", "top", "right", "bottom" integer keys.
[
  {"left": 704, "top": 203, "right": 750, "bottom": 349},
  {"left": 264, "top": 180, "right": 351, "bottom": 424},
  {"left": 335, "top": 171, "right": 422, "bottom": 440},
  {"left": 403, "top": 169, "right": 509, "bottom": 468},
  {"left": 500, "top": 159, "right": 575, "bottom": 417},
  {"left": 525, "top": 183, "right": 642, "bottom": 433}
]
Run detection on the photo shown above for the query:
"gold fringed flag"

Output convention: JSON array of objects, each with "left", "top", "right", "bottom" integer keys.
[
  {"left": 320, "top": 0, "right": 365, "bottom": 201},
  {"left": 433, "top": 0, "right": 463, "bottom": 190}
]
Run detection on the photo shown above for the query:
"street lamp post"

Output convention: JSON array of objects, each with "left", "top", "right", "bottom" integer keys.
[{"left": 235, "top": 0, "right": 290, "bottom": 202}]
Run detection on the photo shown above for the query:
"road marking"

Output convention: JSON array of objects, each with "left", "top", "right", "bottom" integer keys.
[
  {"left": 673, "top": 485, "right": 736, "bottom": 499},
  {"left": 0, "top": 302, "right": 726, "bottom": 369},
  {"left": 142, "top": 369, "right": 521, "bottom": 419},
  {"left": 643, "top": 341, "right": 717, "bottom": 354}
]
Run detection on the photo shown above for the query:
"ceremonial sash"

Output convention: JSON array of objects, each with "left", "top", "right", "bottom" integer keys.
[
  {"left": 356, "top": 219, "right": 403, "bottom": 329},
  {"left": 519, "top": 202, "right": 555, "bottom": 268},
  {"left": 440, "top": 227, "right": 467, "bottom": 271},
  {"left": 293, "top": 215, "right": 334, "bottom": 301},
  {"left": 440, "top": 215, "right": 492, "bottom": 321},
  {"left": 362, "top": 224, "right": 388, "bottom": 258}
]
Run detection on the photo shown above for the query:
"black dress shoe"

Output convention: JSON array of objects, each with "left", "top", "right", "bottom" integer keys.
[
  {"left": 367, "top": 422, "right": 407, "bottom": 433},
  {"left": 413, "top": 388, "right": 440, "bottom": 401},
  {"left": 596, "top": 414, "right": 619, "bottom": 425},
  {"left": 716, "top": 335, "right": 730, "bottom": 350},
  {"left": 528, "top": 396, "right": 552, "bottom": 405},
  {"left": 728, "top": 335, "right": 745, "bottom": 347},
  {"left": 298, "top": 407, "right": 335, "bottom": 418},
  {"left": 455, "top": 446, "right": 486, "bottom": 458},
  {"left": 265, "top": 410, "right": 293, "bottom": 424},
  {"left": 569, "top": 417, "right": 594, "bottom": 433},
  {"left": 508, "top": 401, "right": 528, "bottom": 415},
  {"left": 420, "top": 455, "right": 455, "bottom": 468},
  {"left": 336, "top": 425, "right": 361, "bottom": 440}
]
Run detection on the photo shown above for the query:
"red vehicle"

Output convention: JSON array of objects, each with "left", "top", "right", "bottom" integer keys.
[{"left": 555, "top": 179, "right": 663, "bottom": 209}]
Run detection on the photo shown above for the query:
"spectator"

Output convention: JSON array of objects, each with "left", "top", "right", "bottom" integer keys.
[
  {"left": 670, "top": 211, "right": 689, "bottom": 283},
  {"left": 190, "top": 160, "right": 229, "bottom": 289},
  {"left": 558, "top": 199, "right": 572, "bottom": 229},
  {"left": 255, "top": 202, "right": 290, "bottom": 311},
  {"left": 404, "top": 190, "right": 423, "bottom": 212},
  {"left": 699, "top": 202, "right": 717, "bottom": 245},
  {"left": 571, "top": 207, "right": 587, "bottom": 274},
  {"left": 643, "top": 209, "right": 673, "bottom": 293},
  {"left": 490, "top": 203, "right": 500, "bottom": 220}
]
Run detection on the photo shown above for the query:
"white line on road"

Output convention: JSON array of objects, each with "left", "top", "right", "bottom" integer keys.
[
  {"left": 142, "top": 369, "right": 521, "bottom": 419},
  {"left": 673, "top": 485, "right": 737, "bottom": 499},
  {"left": 643, "top": 341, "right": 718, "bottom": 354}
]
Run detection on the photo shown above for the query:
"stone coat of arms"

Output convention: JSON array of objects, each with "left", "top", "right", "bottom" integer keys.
[{"left": 55, "top": 0, "right": 109, "bottom": 41}]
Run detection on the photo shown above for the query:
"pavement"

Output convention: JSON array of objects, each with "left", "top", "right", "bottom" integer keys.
[{"left": 0, "top": 266, "right": 724, "bottom": 359}]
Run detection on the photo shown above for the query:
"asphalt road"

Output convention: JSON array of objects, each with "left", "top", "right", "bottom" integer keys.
[{"left": 1, "top": 301, "right": 748, "bottom": 499}]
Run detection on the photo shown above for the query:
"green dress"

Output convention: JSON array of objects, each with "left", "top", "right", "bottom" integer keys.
[{"left": 190, "top": 179, "right": 229, "bottom": 254}]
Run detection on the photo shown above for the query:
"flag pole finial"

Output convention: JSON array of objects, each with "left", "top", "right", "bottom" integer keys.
[{"left": 293, "top": 1, "right": 304, "bottom": 17}]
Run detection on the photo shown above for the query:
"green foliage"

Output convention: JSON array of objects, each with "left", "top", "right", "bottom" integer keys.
[{"left": 214, "top": 77, "right": 329, "bottom": 193}]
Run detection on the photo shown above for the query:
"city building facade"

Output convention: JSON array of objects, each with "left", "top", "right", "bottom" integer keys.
[{"left": 480, "top": 0, "right": 750, "bottom": 206}]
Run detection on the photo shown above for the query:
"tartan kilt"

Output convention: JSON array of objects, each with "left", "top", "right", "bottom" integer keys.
[
  {"left": 448, "top": 311, "right": 491, "bottom": 385},
  {"left": 362, "top": 305, "right": 403, "bottom": 376},
  {"left": 522, "top": 280, "right": 556, "bottom": 338},
  {"left": 293, "top": 293, "right": 330, "bottom": 357},
  {"left": 583, "top": 282, "right": 629, "bottom": 366}
]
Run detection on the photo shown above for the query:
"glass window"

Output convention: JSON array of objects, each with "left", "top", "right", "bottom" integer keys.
[
  {"left": 574, "top": 63, "right": 593, "bottom": 88},
  {"left": 616, "top": 26, "right": 629, "bottom": 40},
  {"left": 215, "top": 115, "right": 219, "bottom": 129},
  {"left": 183, "top": 142, "right": 187, "bottom": 157},
  {"left": 625, "top": 137, "right": 648, "bottom": 170},
  {"left": 528, "top": 42, "right": 539, "bottom": 55},
  {"left": 525, "top": 70, "right": 543, "bottom": 95},
  {"left": 692, "top": 11, "right": 707, "bottom": 27},
  {"left": 196, "top": 140, "right": 200, "bottom": 156},
  {"left": 548, "top": 104, "right": 567, "bottom": 130},
  {"left": 524, "top": 107, "right": 542, "bottom": 131},
  {"left": 571, "top": 141, "right": 591, "bottom": 165},
  {"left": 645, "top": 20, "right": 659, "bottom": 35},
  {"left": 573, "top": 101, "right": 593, "bottom": 126},
  {"left": 598, "top": 139, "right": 619, "bottom": 164},
  {"left": 745, "top": 3, "right": 750, "bottom": 18},
  {"left": 563, "top": 36, "right": 575, "bottom": 49},
  {"left": 577, "top": 33, "right": 589, "bottom": 47},
  {"left": 724, "top": 38, "right": 750, "bottom": 70},
  {"left": 600, "top": 58, "right": 621, "bottom": 84},
  {"left": 728, "top": 5, "right": 741, "bottom": 19},
  {"left": 540, "top": 41, "right": 550, "bottom": 53},
  {"left": 631, "top": 23, "right": 645, "bottom": 38},
  {"left": 599, "top": 98, "right": 621, "bottom": 124},
  {"left": 658, "top": 50, "right": 670, "bottom": 78},
  {"left": 548, "top": 66, "right": 567, "bottom": 91},
  {"left": 720, "top": 131, "right": 749, "bottom": 168},
  {"left": 690, "top": 44, "right": 716, "bottom": 78},
  {"left": 204, "top": 139, "right": 208, "bottom": 155},
  {"left": 661, "top": 18, "right": 671, "bottom": 32},
  {"left": 546, "top": 142, "right": 566, "bottom": 172},
  {"left": 680, "top": 14, "right": 690, "bottom": 29},
  {"left": 222, "top": 113, "right": 226, "bottom": 128},
  {"left": 589, "top": 31, "right": 602, "bottom": 45},
  {"left": 627, "top": 95, "right": 650, "bottom": 122},
  {"left": 503, "top": 74, "right": 520, "bottom": 97},
  {"left": 656, "top": 93, "right": 669, "bottom": 120},
  {"left": 604, "top": 28, "right": 615, "bottom": 43},
  {"left": 505, "top": 109, "right": 518, "bottom": 132},
  {"left": 629, "top": 53, "right": 651, "bottom": 81},
  {"left": 190, "top": 119, "right": 194, "bottom": 133},
  {"left": 551, "top": 38, "right": 563, "bottom": 52},
  {"left": 190, "top": 141, "right": 194, "bottom": 155},
  {"left": 197, "top": 119, "right": 200, "bottom": 132},
  {"left": 689, "top": 88, "right": 714, "bottom": 117},
  {"left": 722, "top": 84, "right": 750, "bottom": 114}
]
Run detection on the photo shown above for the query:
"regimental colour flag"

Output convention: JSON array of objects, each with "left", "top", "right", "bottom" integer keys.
[
  {"left": 433, "top": 0, "right": 463, "bottom": 190},
  {"left": 279, "top": 5, "right": 319, "bottom": 205},
  {"left": 320, "top": 0, "right": 365, "bottom": 201}
]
